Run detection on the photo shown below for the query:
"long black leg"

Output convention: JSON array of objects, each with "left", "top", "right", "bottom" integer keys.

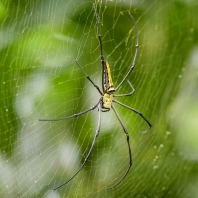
[
  {"left": 107, "top": 105, "right": 132, "bottom": 190},
  {"left": 114, "top": 80, "right": 135, "bottom": 97},
  {"left": 54, "top": 102, "right": 102, "bottom": 190},
  {"left": 38, "top": 100, "right": 100, "bottom": 121},
  {"left": 93, "top": 4, "right": 106, "bottom": 92},
  {"left": 115, "top": 13, "right": 139, "bottom": 91},
  {"left": 93, "top": 4, "right": 105, "bottom": 62},
  {"left": 74, "top": 60, "right": 103, "bottom": 95},
  {"left": 113, "top": 99, "right": 151, "bottom": 133}
]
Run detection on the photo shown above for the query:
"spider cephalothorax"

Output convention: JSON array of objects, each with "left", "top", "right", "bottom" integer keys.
[{"left": 102, "top": 93, "right": 113, "bottom": 109}]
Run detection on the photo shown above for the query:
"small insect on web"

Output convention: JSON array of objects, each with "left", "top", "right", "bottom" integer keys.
[{"left": 38, "top": 4, "right": 151, "bottom": 190}]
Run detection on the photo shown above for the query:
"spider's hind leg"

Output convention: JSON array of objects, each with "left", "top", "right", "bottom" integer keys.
[
  {"left": 107, "top": 105, "right": 132, "bottom": 190},
  {"left": 54, "top": 103, "right": 102, "bottom": 190},
  {"left": 113, "top": 99, "right": 152, "bottom": 133}
]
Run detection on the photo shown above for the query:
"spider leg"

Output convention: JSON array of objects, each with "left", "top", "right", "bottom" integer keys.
[
  {"left": 107, "top": 105, "right": 132, "bottom": 190},
  {"left": 54, "top": 102, "right": 102, "bottom": 190},
  {"left": 115, "top": 13, "right": 139, "bottom": 91},
  {"left": 113, "top": 99, "right": 151, "bottom": 133},
  {"left": 113, "top": 80, "right": 135, "bottom": 97},
  {"left": 93, "top": 4, "right": 106, "bottom": 93},
  {"left": 74, "top": 60, "right": 103, "bottom": 95},
  {"left": 38, "top": 100, "right": 100, "bottom": 121},
  {"left": 93, "top": 4, "right": 105, "bottom": 62}
]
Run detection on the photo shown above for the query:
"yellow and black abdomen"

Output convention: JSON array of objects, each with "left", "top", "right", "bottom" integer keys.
[{"left": 103, "top": 61, "right": 115, "bottom": 93}]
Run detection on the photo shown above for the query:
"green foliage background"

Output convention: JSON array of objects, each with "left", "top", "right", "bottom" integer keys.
[{"left": 0, "top": 0, "right": 198, "bottom": 197}]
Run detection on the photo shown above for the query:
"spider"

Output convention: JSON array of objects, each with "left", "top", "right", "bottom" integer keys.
[{"left": 39, "top": 4, "right": 151, "bottom": 190}]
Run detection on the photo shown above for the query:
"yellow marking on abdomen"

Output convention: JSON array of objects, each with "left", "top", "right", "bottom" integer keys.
[{"left": 106, "top": 61, "right": 115, "bottom": 92}]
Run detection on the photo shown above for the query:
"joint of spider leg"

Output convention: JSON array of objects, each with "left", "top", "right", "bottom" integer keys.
[
  {"left": 86, "top": 75, "right": 91, "bottom": 80},
  {"left": 126, "top": 133, "right": 130, "bottom": 141},
  {"left": 95, "top": 132, "right": 100, "bottom": 138},
  {"left": 136, "top": 44, "right": 139, "bottom": 48},
  {"left": 98, "top": 35, "right": 102, "bottom": 42},
  {"left": 84, "top": 155, "right": 89, "bottom": 161},
  {"left": 148, "top": 122, "right": 152, "bottom": 128},
  {"left": 101, "top": 56, "right": 105, "bottom": 62},
  {"left": 134, "top": 110, "right": 143, "bottom": 117},
  {"left": 122, "top": 126, "right": 128, "bottom": 135}
]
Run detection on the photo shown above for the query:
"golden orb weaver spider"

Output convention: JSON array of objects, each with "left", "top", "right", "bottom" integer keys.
[{"left": 39, "top": 4, "right": 151, "bottom": 190}]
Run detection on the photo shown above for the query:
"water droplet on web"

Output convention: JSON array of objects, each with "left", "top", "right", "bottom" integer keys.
[
  {"left": 153, "top": 165, "right": 158, "bottom": 169},
  {"left": 178, "top": 74, "right": 182, "bottom": 78}
]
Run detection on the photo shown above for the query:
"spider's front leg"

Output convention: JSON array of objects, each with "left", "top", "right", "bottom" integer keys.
[
  {"left": 115, "top": 13, "right": 139, "bottom": 91},
  {"left": 74, "top": 60, "right": 103, "bottom": 95}
]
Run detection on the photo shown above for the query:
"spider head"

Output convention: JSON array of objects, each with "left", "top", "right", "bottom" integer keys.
[{"left": 102, "top": 93, "right": 113, "bottom": 109}]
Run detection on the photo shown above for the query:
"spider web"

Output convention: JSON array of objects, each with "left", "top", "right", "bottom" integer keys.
[{"left": 0, "top": 0, "right": 198, "bottom": 197}]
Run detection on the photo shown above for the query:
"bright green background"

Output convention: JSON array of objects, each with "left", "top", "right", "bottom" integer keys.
[{"left": 0, "top": 0, "right": 198, "bottom": 197}]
